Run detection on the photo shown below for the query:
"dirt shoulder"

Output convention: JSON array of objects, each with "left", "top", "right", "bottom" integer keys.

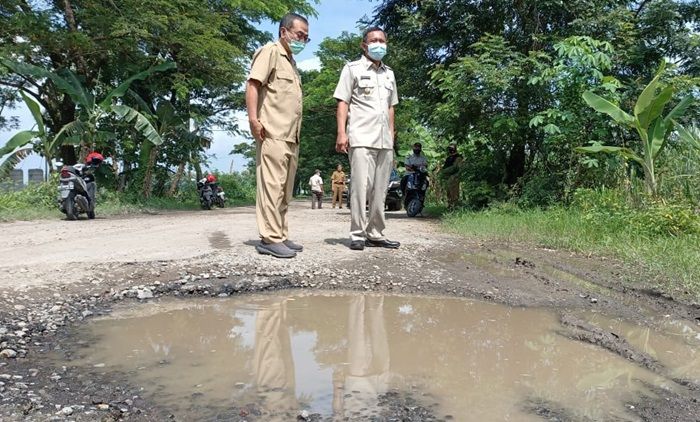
[{"left": 1, "top": 201, "right": 699, "bottom": 421}]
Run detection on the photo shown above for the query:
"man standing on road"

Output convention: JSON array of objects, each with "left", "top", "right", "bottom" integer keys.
[
  {"left": 245, "top": 13, "right": 309, "bottom": 259},
  {"left": 309, "top": 169, "right": 324, "bottom": 209},
  {"left": 330, "top": 164, "right": 346, "bottom": 209},
  {"left": 334, "top": 27, "right": 400, "bottom": 251}
]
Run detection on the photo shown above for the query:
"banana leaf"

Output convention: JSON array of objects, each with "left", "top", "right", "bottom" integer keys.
[
  {"left": 112, "top": 105, "right": 164, "bottom": 146},
  {"left": 637, "top": 85, "right": 673, "bottom": 131},
  {"left": 100, "top": 62, "right": 176, "bottom": 108},
  {"left": 576, "top": 144, "right": 644, "bottom": 166},
  {"left": 582, "top": 91, "right": 635, "bottom": 126},
  {"left": 0, "top": 147, "right": 33, "bottom": 179},
  {"left": 634, "top": 61, "right": 666, "bottom": 124},
  {"left": 20, "top": 91, "right": 45, "bottom": 136},
  {"left": 0, "top": 131, "right": 36, "bottom": 157},
  {"left": 0, "top": 59, "right": 93, "bottom": 108}
]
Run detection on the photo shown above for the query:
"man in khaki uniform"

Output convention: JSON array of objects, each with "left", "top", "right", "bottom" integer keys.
[
  {"left": 246, "top": 13, "right": 308, "bottom": 259},
  {"left": 330, "top": 164, "right": 346, "bottom": 208},
  {"left": 334, "top": 27, "right": 400, "bottom": 251}
]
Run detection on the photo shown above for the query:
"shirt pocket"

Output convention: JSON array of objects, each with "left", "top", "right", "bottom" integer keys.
[
  {"left": 383, "top": 79, "right": 395, "bottom": 102},
  {"left": 274, "top": 71, "right": 296, "bottom": 92},
  {"left": 357, "top": 78, "right": 376, "bottom": 97}
]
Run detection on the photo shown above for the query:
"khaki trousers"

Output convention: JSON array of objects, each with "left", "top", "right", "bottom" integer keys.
[
  {"left": 332, "top": 184, "right": 344, "bottom": 208},
  {"left": 256, "top": 138, "right": 298, "bottom": 244},
  {"left": 349, "top": 147, "right": 393, "bottom": 242}
]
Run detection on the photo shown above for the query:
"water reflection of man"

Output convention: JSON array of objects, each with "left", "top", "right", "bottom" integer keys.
[
  {"left": 333, "top": 295, "right": 390, "bottom": 418},
  {"left": 253, "top": 299, "right": 298, "bottom": 418}
]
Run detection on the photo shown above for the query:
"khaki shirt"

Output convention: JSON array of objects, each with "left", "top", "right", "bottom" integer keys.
[
  {"left": 248, "top": 41, "right": 303, "bottom": 143},
  {"left": 331, "top": 170, "right": 346, "bottom": 184},
  {"left": 333, "top": 55, "right": 398, "bottom": 150}
]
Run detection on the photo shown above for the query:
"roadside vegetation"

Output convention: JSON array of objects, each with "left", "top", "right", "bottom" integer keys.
[{"left": 0, "top": 172, "right": 256, "bottom": 222}]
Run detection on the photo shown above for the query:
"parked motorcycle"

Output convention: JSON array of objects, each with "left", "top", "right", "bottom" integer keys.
[
  {"left": 385, "top": 170, "right": 402, "bottom": 211},
  {"left": 345, "top": 172, "right": 403, "bottom": 211},
  {"left": 197, "top": 174, "right": 225, "bottom": 210},
  {"left": 58, "top": 152, "right": 103, "bottom": 220},
  {"left": 404, "top": 166, "right": 429, "bottom": 217}
]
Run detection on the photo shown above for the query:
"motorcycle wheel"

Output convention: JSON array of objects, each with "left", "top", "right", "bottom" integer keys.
[
  {"left": 386, "top": 200, "right": 401, "bottom": 211},
  {"left": 218, "top": 199, "right": 225, "bottom": 208},
  {"left": 201, "top": 199, "right": 212, "bottom": 210},
  {"left": 406, "top": 198, "right": 422, "bottom": 217},
  {"left": 87, "top": 211, "right": 95, "bottom": 219},
  {"left": 64, "top": 193, "right": 78, "bottom": 221}
]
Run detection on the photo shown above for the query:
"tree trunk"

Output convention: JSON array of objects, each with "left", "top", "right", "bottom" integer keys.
[
  {"left": 504, "top": 141, "right": 526, "bottom": 186},
  {"left": 168, "top": 162, "right": 186, "bottom": 197},
  {"left": 141, "top": 143, "right": 158, "bottom": 199}
]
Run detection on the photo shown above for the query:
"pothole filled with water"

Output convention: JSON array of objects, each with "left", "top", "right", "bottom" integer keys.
[{"left": 60, "top": 292, "right": 698, "bottom": 421}]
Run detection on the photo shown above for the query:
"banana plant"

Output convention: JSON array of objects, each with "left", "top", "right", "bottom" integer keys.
[
  {"left": 0, "top": 59, "right": 175, "bottom": 164},
  {"left": 0, "top": 91, "right": 76, "bottom": 174},
  {"left": 577, "top": 61, "right": 694, "bottom": 195}
]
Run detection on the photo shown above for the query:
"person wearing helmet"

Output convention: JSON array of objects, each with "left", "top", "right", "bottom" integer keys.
[{"left": 85, "top": 151, "right": 104, "bottom": 165}]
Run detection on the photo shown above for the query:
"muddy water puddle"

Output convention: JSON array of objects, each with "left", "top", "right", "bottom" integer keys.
[
  {"left": 575, "top": 310, "right": 700, "bottom": 384},
  {"left": 63, "top": 292, "right": 695, "bottom": 421}
]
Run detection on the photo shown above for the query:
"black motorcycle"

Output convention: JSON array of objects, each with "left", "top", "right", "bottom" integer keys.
[
  {"left": 385, "top": 172, "right": 402, "bottom": 211},
  {"left": 197, "top": 179, "right": 225, "bottom": 210},
  {"left": 58, "top": 163, "right": 98, "bottom": 220},
  {"left": 345, "top": 173, "right": 402, "bottom": 211},
  {"left": 404, "top": 166, "right": 429, "bottom": 217}
]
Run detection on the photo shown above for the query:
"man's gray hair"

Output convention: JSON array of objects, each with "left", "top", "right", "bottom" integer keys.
[
  {"left": 362, "top": 26, "right": 386, "bottom": 42},
  {"left": 279, "top": 13, "right": 308, "bottom": 37}
]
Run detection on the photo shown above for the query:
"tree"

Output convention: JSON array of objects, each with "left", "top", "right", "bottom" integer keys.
[
  {"left": 1, "top": 0, "right": 318, "bottom": 172},
  {"left": 0, "top": 59, "right": 173, "bottom": 171},
  {"left": 369, "top": 0, "right": 700, "bottom": 206}
]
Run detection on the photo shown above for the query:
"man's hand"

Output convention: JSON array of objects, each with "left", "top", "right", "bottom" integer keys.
[
  {"left": 336, "top": 133, "right": 349, "bottom": 154},
  {"left": 250, "top": 119, "right": 266, "bottom": 143}
]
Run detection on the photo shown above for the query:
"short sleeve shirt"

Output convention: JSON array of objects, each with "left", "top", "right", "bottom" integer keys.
[
  {"left": 405, "top": 153, "right": 428, "bottom": 173},
  {"left": 248, "top": 41, "right": 303, "bottom": 143},
  {"left": 333, "top": 55, "right": 398, "bottom": 150},
  {"left": 309, "top": 174, "right": 323, "bottom": 192}
]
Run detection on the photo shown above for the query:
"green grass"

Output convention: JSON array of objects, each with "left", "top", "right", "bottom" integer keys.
[
  {"left": 442, "top": 206, "right": 700, "bottom": 301},
  {"left": 0, "top": 182, "right": 254, "bottom": 222}
]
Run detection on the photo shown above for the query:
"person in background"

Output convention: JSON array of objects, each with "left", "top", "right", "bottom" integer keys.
[
  {"left": 401, "top": 142, "right": 428, "bottom": 195},
  {"left": 330, "top": 164, "right": 346, "bottom": 209},
  {"left": 245, "top": 12, "right": 309, "bottom": 259},
  {"left": 441, "top": 143, "right": 463, "bottom": 208},
  {"left": 333, "top": 26, "right": 401, "bottom": 251},
  {"left": 309, "top": 169, "right": 324, "bottom": 209}
]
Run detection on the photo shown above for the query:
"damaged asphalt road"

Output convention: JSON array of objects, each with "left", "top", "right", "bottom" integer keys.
[{"left": 1, "top": 201, "right": 699, "bottom": 421}]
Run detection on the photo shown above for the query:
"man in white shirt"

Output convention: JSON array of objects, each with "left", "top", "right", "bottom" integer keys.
[
  {"left": 333, "top": 26, "right": 401, "bottom": 251},
  {"left": 308, "top": 169, "right": 324, "bottom": 209}
]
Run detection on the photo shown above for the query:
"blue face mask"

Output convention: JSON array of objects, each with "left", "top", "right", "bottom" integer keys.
[
  {"left": 367, "top": 42, "right": 387, "bottom": 61},
  {"left": 289, "top": 40, "right": 305, "bottom": 55}
]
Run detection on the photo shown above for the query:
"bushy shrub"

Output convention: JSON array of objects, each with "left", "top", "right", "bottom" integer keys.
[
  {"left": 214, "top": 171, "right": 256, "bottom": 201},
  {"left": 572, "top": 188, "right": 700, "bottom": 236},
  {"left": 0, "top": 175, "right": 59, "bottom": 211}
]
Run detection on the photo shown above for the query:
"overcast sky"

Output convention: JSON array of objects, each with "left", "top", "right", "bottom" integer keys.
[{"left": 0, "top": 0, "right": 377, "bottom": 176}]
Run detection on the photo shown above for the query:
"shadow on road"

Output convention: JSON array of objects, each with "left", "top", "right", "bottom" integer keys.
[{"left": 324, "top": 238, "right": 350, "bottom": 247}]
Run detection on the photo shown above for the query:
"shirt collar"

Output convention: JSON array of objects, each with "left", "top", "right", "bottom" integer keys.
[
  {"left": 360, "top": 54, "right": 385, "bottom": 71},
  {"left": 275, "top": 40, "right": 294, "bottom": 63}
]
